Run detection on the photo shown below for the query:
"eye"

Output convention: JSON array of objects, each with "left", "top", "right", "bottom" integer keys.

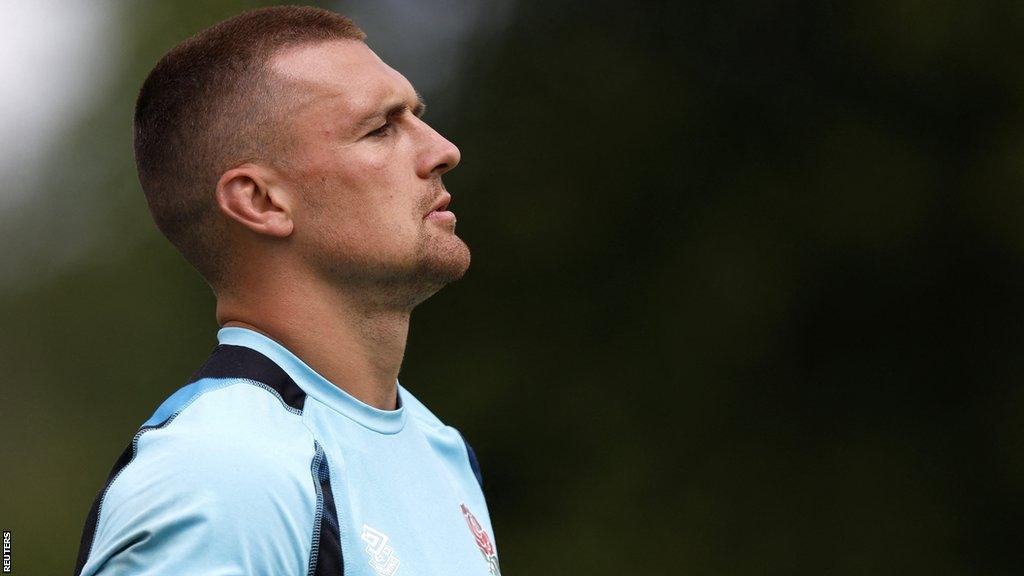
[{"left": 366, "top": 121, "right": 392, "bottom": 138}]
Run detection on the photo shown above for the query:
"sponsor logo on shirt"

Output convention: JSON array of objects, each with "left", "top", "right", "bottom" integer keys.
[
  {"left": 361, "top": 525, "right": 400, "bottom": 576},
  {"left": 460, "top": 504, "right": 501, "bottom": 576}
]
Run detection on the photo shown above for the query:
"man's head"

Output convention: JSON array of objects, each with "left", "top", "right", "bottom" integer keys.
[{"left": 134, "top": 6, "right": 469, "bottom": 307}]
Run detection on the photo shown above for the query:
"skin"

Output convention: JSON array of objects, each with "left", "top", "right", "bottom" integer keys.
[{"left": 212, "top": 39, "right": 469, "bottom": 410}]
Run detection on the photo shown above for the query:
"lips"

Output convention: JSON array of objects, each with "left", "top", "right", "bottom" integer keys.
[{"left": 425, "top": 192, "right": 452, "bottom": 217}]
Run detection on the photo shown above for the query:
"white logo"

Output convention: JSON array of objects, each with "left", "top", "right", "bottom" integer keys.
[{"left": 361, "top": 524, "right": 400, "bottom": 576}]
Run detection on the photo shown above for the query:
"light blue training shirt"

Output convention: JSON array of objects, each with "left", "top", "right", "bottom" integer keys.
[{"left": 74, "top": 327, "right": 501, "bottom": 576}]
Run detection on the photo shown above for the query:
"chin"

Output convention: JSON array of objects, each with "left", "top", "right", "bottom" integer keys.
[
  {"left": 335, "top": 234, "right": 471, "bottom": 309},
  {"left": 380, "top": 245, "right": 466, "bottom": 310},
  {"left": 418, "top": 235, "right": 471, "bottom": 285}
]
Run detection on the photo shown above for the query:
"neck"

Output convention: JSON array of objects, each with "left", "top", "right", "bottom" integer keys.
[{"left": 215, "top": 276, "right": 411, "bottom": 411}]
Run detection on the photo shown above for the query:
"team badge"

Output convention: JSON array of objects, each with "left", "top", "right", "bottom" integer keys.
[{"left": 460, "top": 503, "right": 501, "bottom": 576}]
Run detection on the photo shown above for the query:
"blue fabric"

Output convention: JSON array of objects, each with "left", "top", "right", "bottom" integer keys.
[
  {"left": 79, "top": 327, "right": 499, "bottom": 576},
  {"left": 140, "top": 377, "right": 234, "bottom": 428}
]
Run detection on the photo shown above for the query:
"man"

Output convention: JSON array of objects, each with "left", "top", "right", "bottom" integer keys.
[{"left": 73, "top": 6, "right": 500, "bottom": 575}]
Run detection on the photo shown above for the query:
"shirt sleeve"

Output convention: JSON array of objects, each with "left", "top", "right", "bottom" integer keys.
[{"left": 78, "top": 422, "right": 318, "bottom": 576}]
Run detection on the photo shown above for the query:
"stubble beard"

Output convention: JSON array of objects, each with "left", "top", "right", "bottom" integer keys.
[
  {"left": 401, "top": 224, "right": 471, "bottom": 308},
  {"left": 314, "top": 221, "right": 471, "bottom": 312}
]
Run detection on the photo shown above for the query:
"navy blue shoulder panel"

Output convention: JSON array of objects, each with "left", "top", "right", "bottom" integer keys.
[
  {"left": 460, "top": 433, "right": 484, "bottom": 489},
  {"left": 74, "top": 343, "right": 310, "bottom": 575},
  {"left": 189, "top": 344, "right": 306, "bottom": 411}
]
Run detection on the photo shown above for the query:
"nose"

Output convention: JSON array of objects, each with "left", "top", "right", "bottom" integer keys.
[{"left": 415, "top": 119, "right": 461, "bottom": 179}]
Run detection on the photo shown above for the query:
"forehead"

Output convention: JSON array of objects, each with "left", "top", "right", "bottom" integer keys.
[{"left": 269, "top": 40, "right": 411, "bottom": 115}]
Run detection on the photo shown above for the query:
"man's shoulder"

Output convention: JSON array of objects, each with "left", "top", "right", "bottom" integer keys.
[
  {"left": 95, "top": 345, "right": 321, "bottom": 527},
  {"left": 105, "top": 376, "right": 317, "bottom": 506},
  {"left": 81, "top": 377, "right": 318, "bottom": 569},
  {"left": 134, "top": 342, "right": 313, "bottom": 448},
  {"left": 76, "top": 349, "right": 323, "bottom": 575},
  {"left": 142, "top": 373, "right": 306, "bottom": 437},
  {"left": 140, "top": 374, "right": 311, "bottom": 449}
]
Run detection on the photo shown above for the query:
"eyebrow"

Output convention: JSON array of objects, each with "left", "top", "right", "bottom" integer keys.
[{"left": 354, "top": 92, "right": 427, "bottom": 130}]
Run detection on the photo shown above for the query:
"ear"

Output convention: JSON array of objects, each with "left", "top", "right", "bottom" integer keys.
[{"left": 215, "top": 163, "right": 294, "bottom": 238}]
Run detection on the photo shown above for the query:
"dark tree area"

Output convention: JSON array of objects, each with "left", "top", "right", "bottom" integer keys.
[{"left": 2, "top": 1, "right": 1023, "bottom": 574}]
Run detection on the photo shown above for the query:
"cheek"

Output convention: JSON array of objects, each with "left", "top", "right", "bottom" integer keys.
[
  {"left": 363, "top": 148, "right": 393, "bottom": 173},
  {"left": 305, "top": 185, "right": 412, "bottom": 255},
  {"left": 351, "top": 152, "right": 416, "bottom": 223},
  {"left": 299, "top": 145, "right": 419, "bottom": 247}
]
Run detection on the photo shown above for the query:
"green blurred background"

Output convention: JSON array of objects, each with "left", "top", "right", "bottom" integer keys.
[{"left": 2, "top": 0, "right": 1024, "bottom": 574}]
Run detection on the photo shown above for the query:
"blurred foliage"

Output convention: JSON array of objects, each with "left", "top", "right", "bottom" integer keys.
[{"left": 2, "top": 0, "right": 1024, "bottom": 574}]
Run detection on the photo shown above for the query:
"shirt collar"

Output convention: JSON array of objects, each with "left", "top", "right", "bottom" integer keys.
[{"left": 217, "top": 326, "right": 407, "bottom": 434}]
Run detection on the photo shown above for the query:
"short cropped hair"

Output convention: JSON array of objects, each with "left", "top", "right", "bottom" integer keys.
[{"left": 133, "top": 6, "right": 365, "bottom": 287}]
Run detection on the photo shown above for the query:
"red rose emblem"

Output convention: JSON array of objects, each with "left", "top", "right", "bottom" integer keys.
[{"left": 461, "top": 504, "right": 496, "bottom": 557}]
